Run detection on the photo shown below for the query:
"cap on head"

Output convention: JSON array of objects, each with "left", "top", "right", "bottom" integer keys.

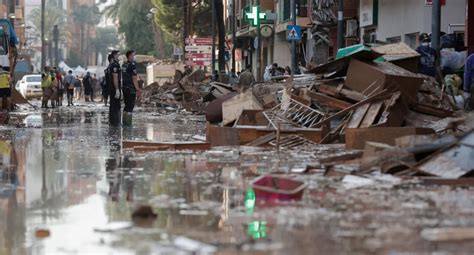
[{"left": 419, "top": 33, "right": 431, "bottom": 43}]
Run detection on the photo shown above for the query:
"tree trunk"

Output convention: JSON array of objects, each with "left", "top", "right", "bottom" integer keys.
[
  {"left": 80, "top": 24, "right": 85, "bottom": 60},
  {"left": 183, "top": 0, "right": 188, "bottom": 63},
  {"left": 153, "top": 23, "right": 165, "bottom": 59},
  {"left": 215, "top": 0, "right": 226, "bottom": 76}
]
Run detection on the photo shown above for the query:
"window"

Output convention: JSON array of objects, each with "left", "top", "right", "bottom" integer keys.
[
  {"left": 281, "top": 0, "right": 307, "bottom": 21},
  {"left": 26, "top": 76, "right": 42, "bottom": 83},
  {"left": 386, "top": 36, "right": 401, "bottom": 44},
  {"left": 405, "top": 33, "right": 419, "bottom": 49}
]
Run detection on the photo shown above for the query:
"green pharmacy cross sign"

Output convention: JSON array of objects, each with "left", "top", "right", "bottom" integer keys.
[{"left": 244, "top": 6, "right": 267, "bottom": 27}]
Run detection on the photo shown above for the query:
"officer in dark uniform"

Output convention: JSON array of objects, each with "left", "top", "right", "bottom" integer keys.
[
  {"left": 121, "top": 50, "right": 141, "bottom": 126},
  {"left": 108, "top": 50, "right": 122, "bottom": 127}
]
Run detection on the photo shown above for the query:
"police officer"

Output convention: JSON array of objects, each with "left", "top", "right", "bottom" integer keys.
[
  {"left": 108, "top": 50, "right": 122, "bottom": 127},
  {"left": 121, "top": 50, "right": 141, "bottom": 126},
  {"left": 0, "top": 65, "right": 11, "bottom": 111}
]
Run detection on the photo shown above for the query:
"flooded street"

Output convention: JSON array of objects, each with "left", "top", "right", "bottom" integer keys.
[{"left": 1, "top": 104, "right": 474, "bottom": 254}]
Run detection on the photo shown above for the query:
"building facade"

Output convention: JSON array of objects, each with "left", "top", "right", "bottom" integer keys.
[
  {"left": 225, "top": 0, "right": 360, "bottom": 79},
  {"left": 360, "top": 0, "right": 466, "bottom": 48}
]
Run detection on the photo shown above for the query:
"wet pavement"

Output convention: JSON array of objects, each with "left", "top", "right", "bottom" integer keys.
[{"left": 1, "top": 101, "right": 474, "bottom": 254}]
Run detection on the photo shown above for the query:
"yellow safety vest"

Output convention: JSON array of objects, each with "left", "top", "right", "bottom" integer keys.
[
  {"left": 0, "top": 73, "right": 10, "bottom": 89},
  {"left": 41, "top": 75, "right": 52, "bottom": 88}
]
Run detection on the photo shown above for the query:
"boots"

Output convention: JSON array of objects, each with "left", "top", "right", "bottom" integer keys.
[{"left": 122, "top": 111, "right": 132, "bottom": 127}]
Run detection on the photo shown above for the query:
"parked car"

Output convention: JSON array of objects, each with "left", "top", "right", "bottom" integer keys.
[{"left": 18, "top": 74, "right": 42, "bottom": 99}]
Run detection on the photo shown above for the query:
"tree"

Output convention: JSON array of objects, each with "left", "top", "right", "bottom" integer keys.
[
  {"left": 214, "top": 0, "right": 225, "bottom": 74},
  {"left": 116, "top": 0, "right": 155, "bottom": 55},
  {"left": 151, "top": 0, "right": 212, "bottom": 45},
  {"left": 28, "top": 0, "right": 66, "bottom": 39},
  {"left": 72, "top": 4, "right": 101, "bottom": 61},
  {"left": 90, "top": 27, "right": 119, "bottom": 65}
]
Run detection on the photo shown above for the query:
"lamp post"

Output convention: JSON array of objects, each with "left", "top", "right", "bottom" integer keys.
[{"left": 41, "top": 0, "right": 46, "bottom": 70}]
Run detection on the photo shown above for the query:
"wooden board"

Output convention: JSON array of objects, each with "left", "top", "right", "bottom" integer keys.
[
  {"left": 347, "top": 103, "right": 370, "bottom": 128},
  {"left": 345, "top": 127, "right": 436, "bottom": 149},
  {"left": 359, "top": 101, "right": 384, "bottom": 128},
  {"left": 123, "top": 140, "right": 211, "bottom": 151}
]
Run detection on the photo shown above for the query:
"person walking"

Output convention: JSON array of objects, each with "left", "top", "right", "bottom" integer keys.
[
  {"left": 41, "top": 71, "right": 52, "bottom": 108},
  {"left": 91, "top": 73, "right": 98, "bottom": 102},
  {"left": 416, "top": 33, "right": 437, "bottom": 77},
  {"left": 121, "top": 50, "right": 141, "bottom": 126},
  {"left": 56, "top": 70, "right": 64, "bottom": 106},
  {"left": 74, "top": 76, "right": 82, "bottom": 101},
  {"left": 50, "top": 69, "right": 58, "bottom": 108},
  {"left": 64, "top": 70, "right": 75, "bottom": 106},
  {"left": 0, "top": 65, "right": 11, "bottom": 111},
  {"left": 83, "top": 72, "right": 93, "bottom": 102},
  {"left": 108, "top": 50, "right": 122, "bottom": 127},
  {"left": 237, "top": 65, "right": 255, "bottom": 93}
]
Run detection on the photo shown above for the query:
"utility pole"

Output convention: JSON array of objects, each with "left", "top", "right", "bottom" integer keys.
[
  {"left": 290, "top": 0, "right": 297, "bottom": 74},
  {"left": 9, "top": 0, "right": 15, "bottom": 27},
  {"left": 337, "top": 0, "right": 344, "bottom": 50},
  {"left": 256, "top": 0, "right": 261, "bottom": 81},
  {"left": 231, "top": 0, "right": 236, "bottom": 71},
  {"left": 431, "top": 0, "right": 441, "bottom": 53},
  {"left": 212, "top": 0, "right": 216, "bottom": 72},
  {"left": 182, "top": 0, "right": 188, "bottom": 64},
  {"left": 41, "top": 0, "right": 46, "bottom": 70},
  {"left": 53, "top": 25, "right": 59, "bottom": 67}
]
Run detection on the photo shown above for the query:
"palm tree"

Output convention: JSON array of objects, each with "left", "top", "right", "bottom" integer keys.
[
  {"left": 72, "top": 4, "right": 101, "bottom": 62},
  {"left": 28, "top": 0, "right": 66, "bottom": 39},
  {"left": 103, "top": 0, "right": 121, "bottom": 19}
]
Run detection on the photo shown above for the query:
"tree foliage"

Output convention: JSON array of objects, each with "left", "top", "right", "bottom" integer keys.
[
  {"left": 151, "top": 0, "right": 212, "bottom": 46},
  {"left": 72, "top": 4, "right": 101, "bottom": 61},
  {"left": 90, "top": 27, "right": 119, "bottom": 65},
  {"left": 103, "top": 0, "right": 156, "bottom": 55},
  {"left": 28, "top": 0, "right": 66, "bottom": 38}
]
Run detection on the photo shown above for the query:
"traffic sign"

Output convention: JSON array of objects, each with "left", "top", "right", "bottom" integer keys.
[
  {"left": 425, "top": 0, "right": 446, "bottom": 6},
  {"left": 174, "top": 47, "right": 183, "bottom": 56},
  {"left": 185, "top": 45, "right": 213, "bottom": 53},
  {"left": 287, "top": 25, "right": 301, "bottom": 41},
  {"left": 186, "top": 60, "right": 211, "bottom": 66},
  {"left": 185, "top": 37, "right": 213, "bottom": 45},
  {"left": 185, "top": 53, "right": 212, "bottom": 59}
]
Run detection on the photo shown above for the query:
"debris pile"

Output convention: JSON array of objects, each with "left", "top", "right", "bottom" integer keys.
[
  {"left": 141, "top": 68, "right": 236, "bottom": 112},
  {"left": 138, "top": 42, "right": 473, "bottom": 187}
]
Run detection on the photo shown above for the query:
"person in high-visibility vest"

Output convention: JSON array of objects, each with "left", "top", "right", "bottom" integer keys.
[
  {"left": 41, "top": 70, "right": 52, "bottom": 108},
  {"left": 0, "top": 65, "right": 11, "bottom": 111}
]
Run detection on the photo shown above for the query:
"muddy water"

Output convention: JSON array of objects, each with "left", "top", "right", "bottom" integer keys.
[{"left": 1, "top": 107, "right": 474, "bottom": 254}]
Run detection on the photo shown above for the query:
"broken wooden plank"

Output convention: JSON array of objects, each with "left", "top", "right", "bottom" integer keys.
[
  {"left": 315, "top": 89, "right": 391, "bottom": 128},
  {"left": 359, "top": 102, "right": 384, "bottom": 128},
  {"left": 317, "top": 84, "right": 366, "bottom": 102},
  {"left": 412, "top": 103, "right": 453, "bottom": 118},
  {"left": 245, "top": 132, "right": 277, "bottom": 147},
  {"left": 123, "top": 140, "right": 211, "bottom": 151},
  {"left": 347, "top": 103, "right": 370, "bottom": 129},
  {"left": 305, "top": 90, "right": 352, "bottom": 110},
  {"left": 345, "top": 127, "right": 436, "bottom": 150},
  {"left": 420, "top": 177, "right": 474, "bottom": 187}
]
